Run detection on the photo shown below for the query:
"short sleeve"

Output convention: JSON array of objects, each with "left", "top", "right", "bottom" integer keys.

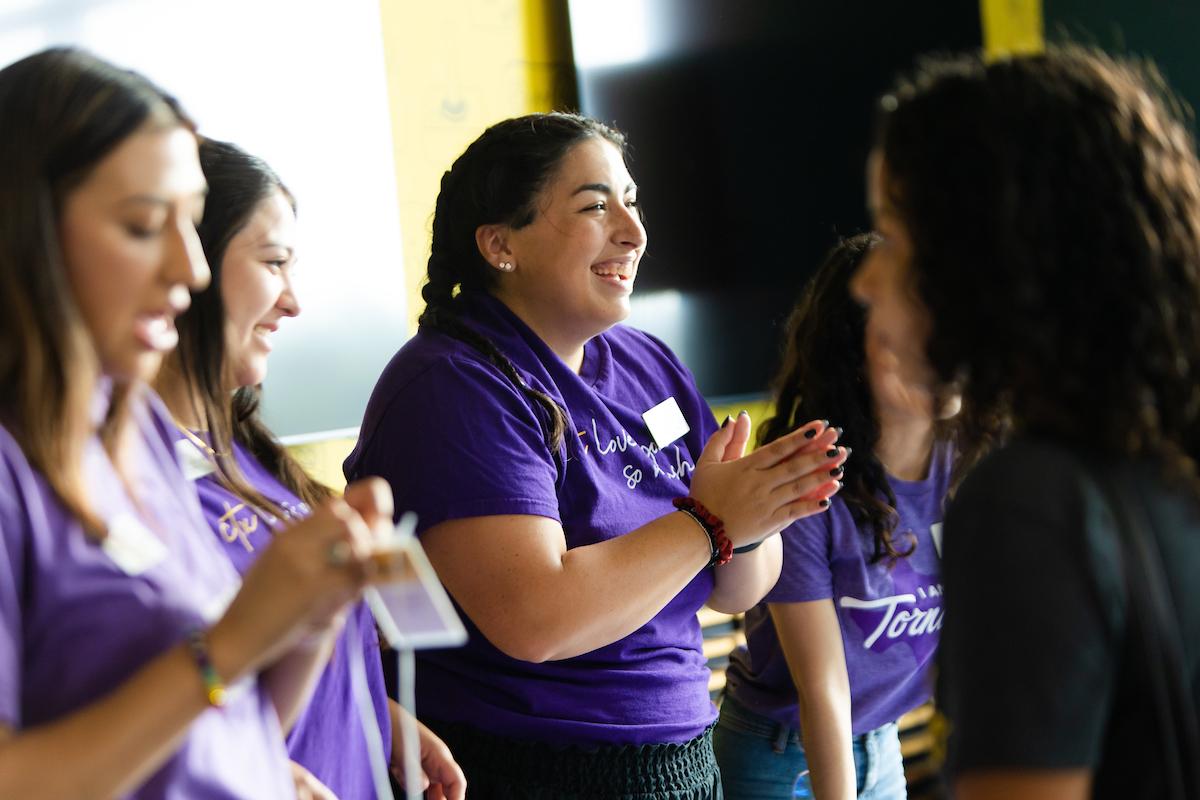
[
  {"left": 939, "top": 444, "right": 1119, "bottom": 773},
  {"left": 354, "top": 357, "right": 561, "bottom": 534},
  {"left": 764, "top": 512, "right": 835, "bottom": 603},
  {"left": 0, "top": 454, "right": 26, "bottom": 728}
]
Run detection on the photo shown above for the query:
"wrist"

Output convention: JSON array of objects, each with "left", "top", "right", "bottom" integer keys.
[
  {"left": 186, "top": 629, "right": 227, "bottom": 707},
  {"left": 204, "top": 616, "right": 258, "bottom": 684},
  {"left": 673, "top": 496, "right": 733, "bottom": 566}
]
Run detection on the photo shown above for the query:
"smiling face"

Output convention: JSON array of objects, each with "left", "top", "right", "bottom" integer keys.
[
  {"left": 59, "top": 124, "right": 210, "bottom": 382},
  {"left": 484, "top": 137, "right": 647, "bottom": 361},
  {"left": 219, "top": 189, "right": 300, "bottom": 389},
  {"left": 851, "top": 152, "right": 958, "bottom": 422}
]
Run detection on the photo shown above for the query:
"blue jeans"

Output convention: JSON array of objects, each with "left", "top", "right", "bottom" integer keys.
[{"left": 713, "top": 695, "right": 907, "bottom": 800}]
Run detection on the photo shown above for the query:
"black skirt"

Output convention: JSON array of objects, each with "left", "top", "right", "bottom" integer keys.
[{"left": 424, "top": 718, "right": 723, "bottom": 800}]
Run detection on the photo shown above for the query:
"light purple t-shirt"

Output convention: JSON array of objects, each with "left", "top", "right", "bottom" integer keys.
[
  {"left": 344, "top": 290, "right": 719, "bottom": 747},
  {"left": 181, "top": 436, "right": 392, "bottom": 799},
  {"left": 0, "top": 386, "right": 294, "bottom": 799},
  {"left": 726, "top": 447, "right": 950, "bottom": 735}
]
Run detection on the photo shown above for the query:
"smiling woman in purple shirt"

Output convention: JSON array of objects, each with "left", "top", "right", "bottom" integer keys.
[
  {"left": 344, "top": 112, "right": 849, "bottom": 798},
  {"left": 0, "top": 48, "right": 399, "bottom": 799},
  {"left": 154, "top": 137, "right": 465, "bottom": 800}
]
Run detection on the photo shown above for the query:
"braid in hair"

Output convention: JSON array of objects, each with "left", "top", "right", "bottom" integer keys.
[{"left": 418, "top": 112, "right": 628, "bottom": 459}]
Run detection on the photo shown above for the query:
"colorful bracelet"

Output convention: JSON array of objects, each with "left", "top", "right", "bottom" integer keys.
[
  {"left": 673, "top": 496, "right": 733, "bottom": 567},
  {"left": 187, "top": 629, "right": 227, "bottom": 708}
]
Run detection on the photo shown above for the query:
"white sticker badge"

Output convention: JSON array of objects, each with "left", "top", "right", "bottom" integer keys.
[
  {"left": 102, "top": 512, "right": 169, "bottom": 576},
  {"left": 174, "top": 438, "right": 217, "bottom": 481},
  {"left": 642, "top": 396, "right": 691, "bottom": 450}
]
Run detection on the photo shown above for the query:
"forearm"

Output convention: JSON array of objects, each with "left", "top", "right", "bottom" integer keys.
[
  {"left": 263, "top": 628, "right": 338, "bottom": 733},
  {"left": 707, "top": 533, "right": 782, "bottom": 613},
  {"left": 495, "top": 512, "right": 711, "bottom": 661},
  {"left": 0, "top": 642, "right": 224, "bottom": 799},
  {"left": 769, "top": 600, "right": 856, "bottom": 800},
  {"left": 796, "top": 689, "right": 856, "bottom": 800}
]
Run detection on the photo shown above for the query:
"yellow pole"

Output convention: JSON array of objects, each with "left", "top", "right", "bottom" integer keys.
[{"left": 980, "top": 0, "right": 1045, "bottom": 62}]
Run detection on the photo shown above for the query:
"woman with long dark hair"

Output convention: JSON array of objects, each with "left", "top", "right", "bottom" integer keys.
[
  {"left": 155, "top": 138, "right": 465, "bottom": 799},
  {"left": 854, "top": 47, "right": 1200, "bottom": 799},
  {"left": 0, "top": 47, "right": 397, "bottom": 798},
  {"left": 345, "top": 112, "right": 848, "bottom": 797},
  {"left": 714, "top": 234, "right": 977, "bottom": 799}
]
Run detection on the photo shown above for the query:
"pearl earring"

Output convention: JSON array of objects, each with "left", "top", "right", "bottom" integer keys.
[{"left": 497, "top": 261, "right": 514, "bottom": 272}]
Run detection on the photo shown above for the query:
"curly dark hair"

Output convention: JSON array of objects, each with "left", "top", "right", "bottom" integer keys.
[
  {"left": 762, "top": 234, "right": 973, "bottom": 562},
  {"left": 876, "top": 46, "right": 1200, "bottom": 487},
  {"left": 420, "top": 112, "right": 629, "bottom": 457}
]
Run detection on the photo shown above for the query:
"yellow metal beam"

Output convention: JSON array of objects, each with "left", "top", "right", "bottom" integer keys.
[{"left": 980, "top": 0, "right": 1045, "bottom": 62}]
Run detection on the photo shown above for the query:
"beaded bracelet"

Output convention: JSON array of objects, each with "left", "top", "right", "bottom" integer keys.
[
  {"left": 187, "top": 630, "right": 227, "bottom": 708},
  {"left": 673, "top": 496, "right": 733, "bottom": 567}
]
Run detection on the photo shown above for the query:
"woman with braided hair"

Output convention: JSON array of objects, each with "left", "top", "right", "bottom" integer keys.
[{"left": 345, "top": 112, "right": 848, "bottom": 797}]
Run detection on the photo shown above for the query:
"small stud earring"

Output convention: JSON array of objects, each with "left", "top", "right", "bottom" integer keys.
[{"left": 497, "top": 261, "right": 514, "bottom": 272}]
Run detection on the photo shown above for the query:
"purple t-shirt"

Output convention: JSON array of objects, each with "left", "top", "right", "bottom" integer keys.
[
  {"left": 0, "top": 386, "right": 294, "bottom": 799},
  {"left": 344, "top": 290, "right": 719, "bottom": 747},
  {"left": 180, "top": 436, "right": 392, "bottom": 799},
  {"left": 726, "top": 447, "right": 950, "bottom": 735}
]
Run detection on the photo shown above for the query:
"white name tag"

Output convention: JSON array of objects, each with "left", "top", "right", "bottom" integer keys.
[
  {"left": 642, "top": 396, "right": 690, "bottom": 449},
  {"left": 175, "top": 438, "right": 217, "bottom": 481},
  {"left": 202, "top": 583, "right": 239, "bottom": 624},
  {"left": 102, "top": 512, "right": 169, "bottom": 576}
]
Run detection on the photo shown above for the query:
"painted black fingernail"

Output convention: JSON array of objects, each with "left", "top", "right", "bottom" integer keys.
[
  {"left": 826, "top": 448, "right": 839, "bottom": 457},
  {"left": 844, "top": 447, "right": 853, "bottom": 458},
  {"left": 739, "top": 409, "right": 749, "bottom": 417},
  {"left": 822, "top": 419, "right": 830, "bottom": 427},
  {"left": 830, "top": 466, "right": 843, "bottom": 477},
  {"left": 804, "top": 428, "right": 817, "bottom": 439},
  {"left": 722, "top": 415, "right": 734, "bottom": 428},
  {"left": 834, "top": 426, "right": 844, "bottom": 437},
  {"left": 819, "top": 498, "right": 831, "bottom": 508}
]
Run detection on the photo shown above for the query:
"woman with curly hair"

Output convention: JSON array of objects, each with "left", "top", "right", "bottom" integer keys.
[
  {"left": 715, "top": 233, "right": 972, "bottom": 800},
  {"left": 853, "top": 47, "right": 1200, "bottom": 799}
]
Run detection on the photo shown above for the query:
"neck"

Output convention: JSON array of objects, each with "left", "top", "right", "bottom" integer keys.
[
  {"left": 490, "top": 290, "right": 588, "bottom": 373},
  {"left": 875, "top": 409, "right": 936, "bottom": 481},
  {"left": 153, "top": 359, "right": 206, "bottom": 430}
]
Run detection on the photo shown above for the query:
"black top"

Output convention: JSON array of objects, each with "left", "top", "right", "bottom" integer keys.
[{"left": 938, "top": 439, "right": 1200, "bottom": 798}]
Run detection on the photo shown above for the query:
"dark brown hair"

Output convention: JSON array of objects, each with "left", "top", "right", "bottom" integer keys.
[
  {"left": 0, "top": 47, "right": 195, "bottom": 536},
  {"left": 166, "top": 138, "right": 333, "bottom": 519},
  {"left": 761, "top": 234, "right": 974, "bottom": 562},
  {"left": 420, "top": 112, "right": 629, "bottom": 459},
  {"left": 877, "top": 46, "right": 1200, "bottom": 487}
]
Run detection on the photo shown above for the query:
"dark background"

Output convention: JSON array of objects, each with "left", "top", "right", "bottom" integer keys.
[
  {"left": 568, "top": 1, "right": 1200, "bottom": 400},
  {"left": 569, "top": 0, "right": 981, "bottom": 399}
]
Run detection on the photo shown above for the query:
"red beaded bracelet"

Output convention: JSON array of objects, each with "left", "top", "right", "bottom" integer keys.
[{"left": 673, "top": 496, "right": 733, "bottom": 567}]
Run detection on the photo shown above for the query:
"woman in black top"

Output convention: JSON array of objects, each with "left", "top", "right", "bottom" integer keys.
[{"left": 852, "top": 47, "right": 1200, "bottom": 800}]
